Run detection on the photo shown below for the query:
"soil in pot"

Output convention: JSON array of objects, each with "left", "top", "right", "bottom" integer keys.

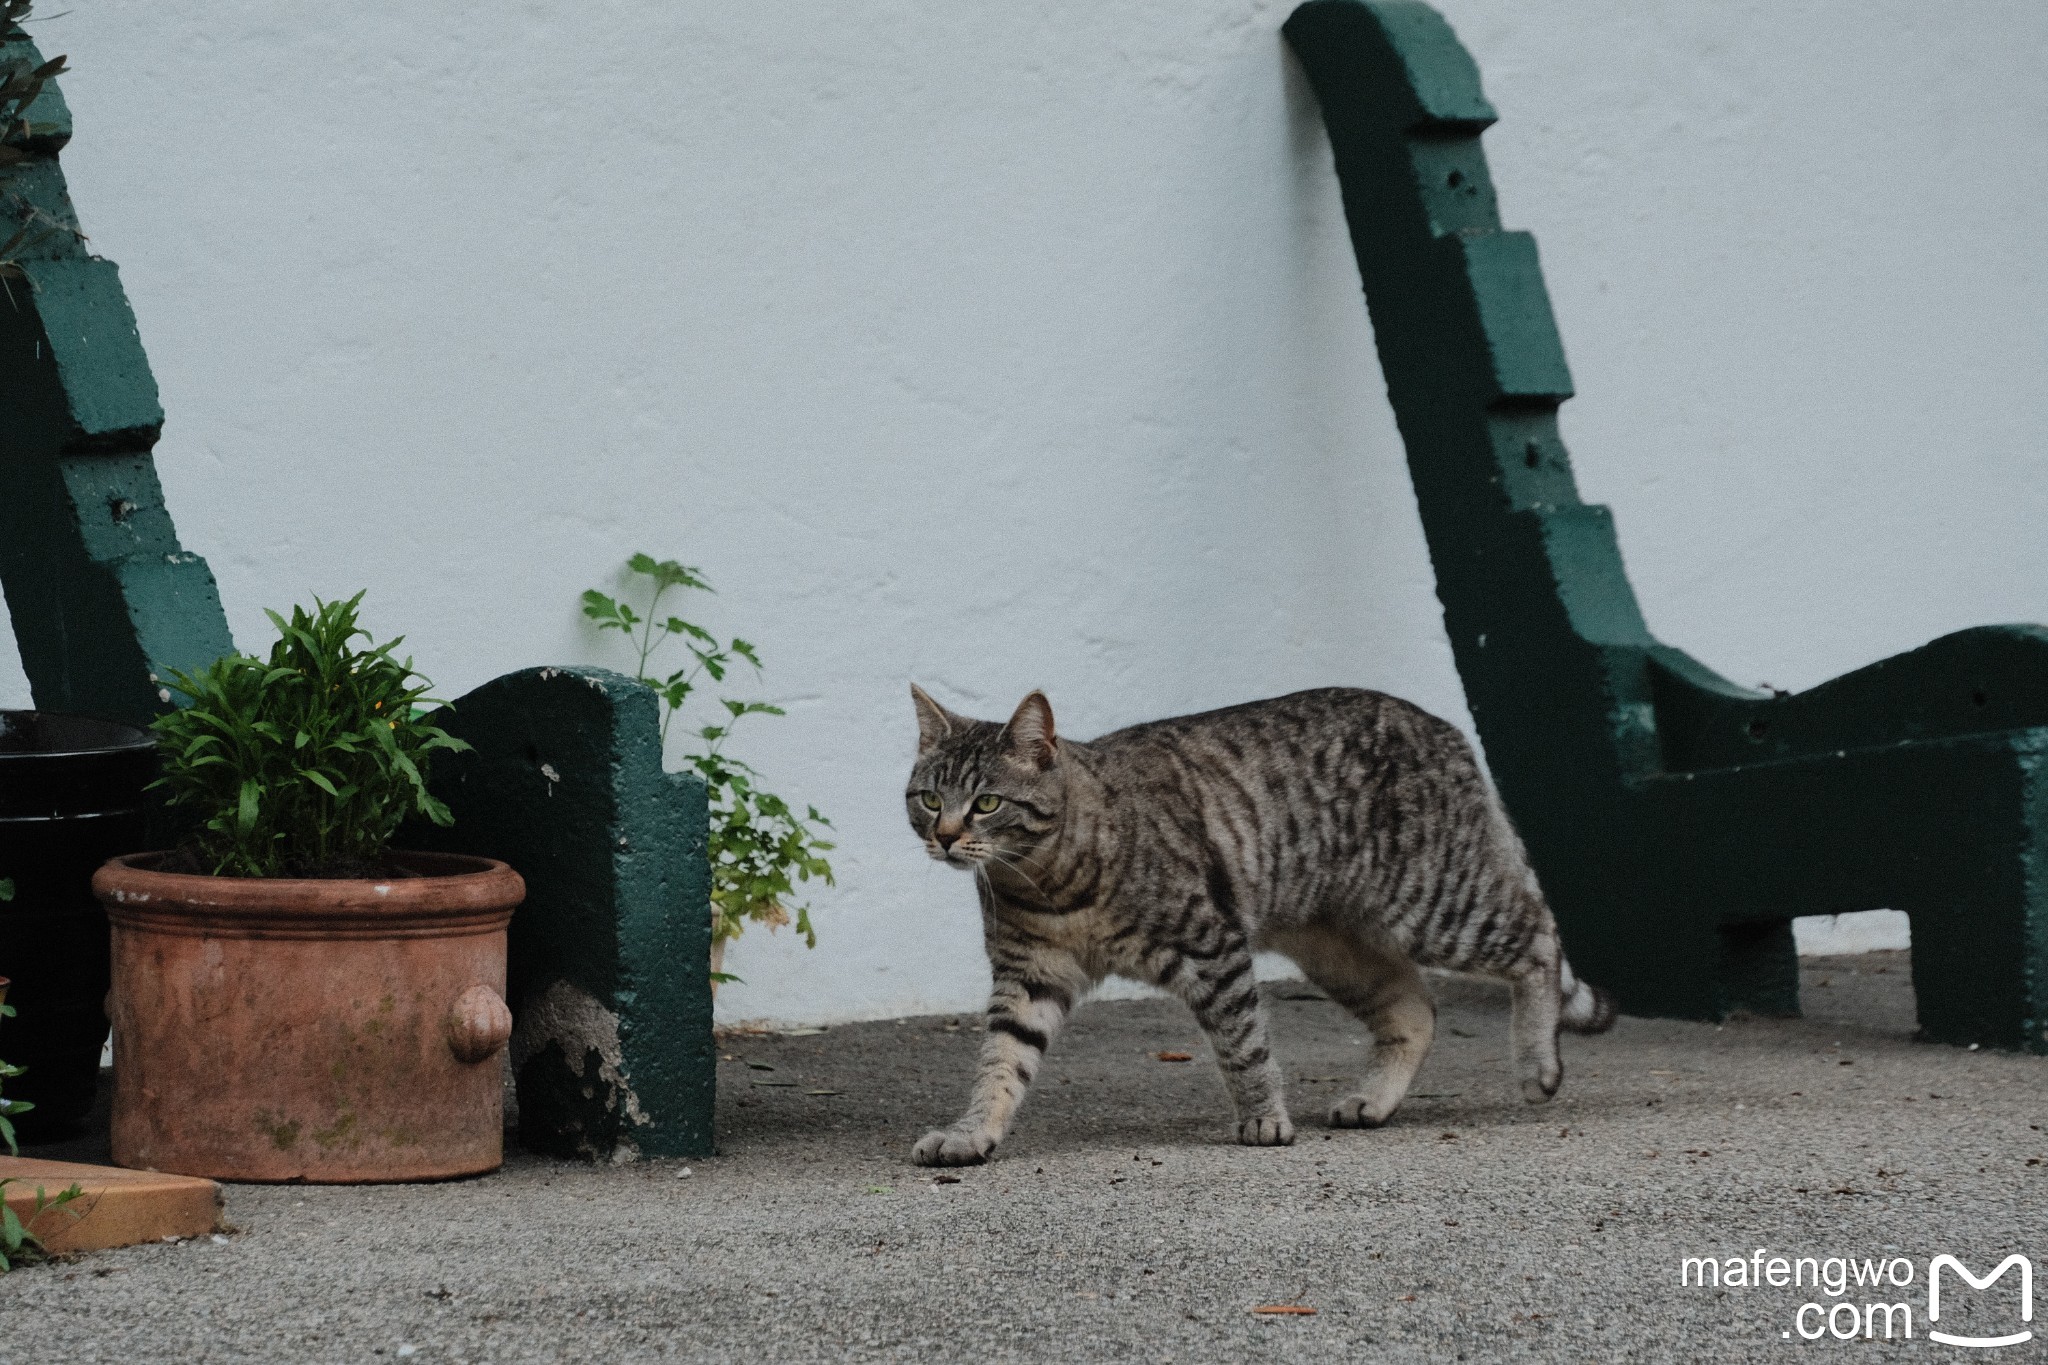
[{"left": 0, "top": 712, "right": 157, "bottom": 1141}]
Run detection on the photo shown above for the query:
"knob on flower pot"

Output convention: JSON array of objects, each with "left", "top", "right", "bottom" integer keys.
[{"left": 447, "top": 984, "right": 513, "bottom": 1064}]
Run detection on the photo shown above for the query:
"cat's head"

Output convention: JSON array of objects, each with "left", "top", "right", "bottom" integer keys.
[{"left": 905, "top": 685, "right": 1063, "bottom": 871}]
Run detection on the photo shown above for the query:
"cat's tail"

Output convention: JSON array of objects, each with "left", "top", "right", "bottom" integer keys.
[{"left": 1558, "top": 957, "right": 1617, "bottom": 1034}]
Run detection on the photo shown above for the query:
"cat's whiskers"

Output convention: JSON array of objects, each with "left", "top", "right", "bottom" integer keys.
[
  {"left": 995, "top": 842, "right": 1052, "bottom": 873},
  {"left": 981, "top": 845, "right": 1052, "bottom": 902}
]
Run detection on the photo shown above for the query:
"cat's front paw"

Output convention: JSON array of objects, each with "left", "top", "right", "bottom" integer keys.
[
  {"left": 1236, "top": 1114, "right": 1295, "bottom": 1147},
  {"left": 912, "top": 1127, "right": 995, "bottom": 1166}
]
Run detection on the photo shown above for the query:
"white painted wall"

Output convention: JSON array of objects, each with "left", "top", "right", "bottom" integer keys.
[
  {"left": 5, "top": 0, "right": 2038, "bottom": 1021},
  {"left": 1795, "top": 910, "right": 1911, "bottom": 959}
]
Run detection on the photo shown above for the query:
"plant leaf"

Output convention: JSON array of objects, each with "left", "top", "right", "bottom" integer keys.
[{"left": 235, "top": 777, "right": 260, "bottom": 835}]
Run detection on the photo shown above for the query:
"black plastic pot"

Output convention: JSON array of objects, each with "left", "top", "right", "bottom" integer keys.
[{"left": 0, "top": 711, "right": 156, "bottom": 1140}]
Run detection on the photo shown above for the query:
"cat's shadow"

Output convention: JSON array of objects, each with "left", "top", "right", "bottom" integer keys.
[{"left": 713, "top": 981, "right": 1595, "bottom": 1164}]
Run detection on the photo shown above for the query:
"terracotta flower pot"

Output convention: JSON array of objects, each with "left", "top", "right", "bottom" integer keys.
[{"left": 94, "top": 852, "right": 522, "bottom": 1183}]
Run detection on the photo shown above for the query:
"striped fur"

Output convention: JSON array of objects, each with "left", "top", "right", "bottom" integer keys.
[{"left": 905, "top": 685, "right": 1615, "bottom": 1166}]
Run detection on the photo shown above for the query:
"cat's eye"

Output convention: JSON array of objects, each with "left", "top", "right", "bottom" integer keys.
[
  {"left": 971, "top": 794, "right": 1002, "bottom": 814},
  {"left": 918, "top": 791, "right": 942, "bottom": 811}
]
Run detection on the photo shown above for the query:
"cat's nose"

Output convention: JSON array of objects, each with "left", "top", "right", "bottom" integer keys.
[{"left": 935, "top": 829, "right": 961, "bottom": 849}]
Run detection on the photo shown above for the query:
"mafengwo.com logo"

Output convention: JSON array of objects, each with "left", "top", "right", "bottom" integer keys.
[{"left": 1680, "top": 1249, "right": 2033, "bottom": 1346}]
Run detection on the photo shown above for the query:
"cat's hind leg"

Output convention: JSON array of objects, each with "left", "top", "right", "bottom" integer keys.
[
  {"left": 1504, "top": 928, "right": 1563, "bottom": 1103},
  {"left": 1294, "top": 932, "right": 1436, "bottom": 1129}
]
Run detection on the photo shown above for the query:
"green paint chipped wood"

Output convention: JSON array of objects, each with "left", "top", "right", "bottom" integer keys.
[
  {"left": 0, "top": 25, "right": 233, "bottom": 723},
  {"left": 419, "top": 667, "right": 716, "bottom": 1159},
  {"left": 1284, "top": 0, "right": 2048, "bottom": 1052}
]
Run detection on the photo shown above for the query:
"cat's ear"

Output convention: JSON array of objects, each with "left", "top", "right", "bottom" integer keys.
[
  {"left": 910, "top": 683, "right": 959, "bottom": 753},
  {"left": 1002, "top": 691, "right": 1057, "bottom": 769}
]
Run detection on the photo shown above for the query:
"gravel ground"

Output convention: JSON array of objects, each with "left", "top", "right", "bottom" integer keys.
[{"left": 4, "top": 951, "right": 2044, "bottom": 1363}]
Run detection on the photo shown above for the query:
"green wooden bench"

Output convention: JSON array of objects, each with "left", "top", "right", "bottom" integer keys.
[
  {"left": 1283, "top": 0, "right": 2048, "bottom": 1051},
  {"left": 0, "top": 24, "right": 715, "bottom": 1149}
]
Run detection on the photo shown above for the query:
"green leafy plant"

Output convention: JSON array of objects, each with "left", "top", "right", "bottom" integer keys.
[
  {"left": 0, "top": 878, "right": 86, "bottom": 1266},
  {"left": 0, "top": 1064, "right": 23, "bottom": 1156},
  {"left": 0, "top": 880, "right": 21, "bottom": 1154},
  {"left": 0, "top": 1006, "right": 26, "bottom": 1157},
  {"left": 0, "top": 2, "right": 66, "bottom": 169},
  {"left": 0, "top": 1177, "right": 84, "bottom": 1271},
  {"left": 0, "top": 2, "right": 72, "bottom": 292},
  {"left": 0, "top": 958, "right": 82, "bottom": 1267},
  {"left": 150, "top": 593, "right": 470, "bottom": 878},
  {"left": 583, "top": 554, "right": 834, "bottom": 967}
]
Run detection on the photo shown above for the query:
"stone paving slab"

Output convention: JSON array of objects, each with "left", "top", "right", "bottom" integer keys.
[
  {"left": 0, "top": 1157, "right": 222, "bottom": 1254},
  {"left": 2, "top": 952, "right": 2043, "bottom": 1362}
]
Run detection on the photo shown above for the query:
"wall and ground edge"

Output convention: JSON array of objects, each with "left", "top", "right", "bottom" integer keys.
[{"left": 3, "top": 1, "right": 2040, "bottom": 1022}]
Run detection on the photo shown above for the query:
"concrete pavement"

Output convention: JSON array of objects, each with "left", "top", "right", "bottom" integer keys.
[{"left": 4, "top": 951, "right": 2043, "bottom": 1362}]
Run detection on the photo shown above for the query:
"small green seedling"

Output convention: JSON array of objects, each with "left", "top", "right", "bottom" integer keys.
[
  {"left": 583, "top": 554, "right": 834, "bottom": 968},
  {"left": 0, "top": 1178, "right": 84, "bottom": 1271}
]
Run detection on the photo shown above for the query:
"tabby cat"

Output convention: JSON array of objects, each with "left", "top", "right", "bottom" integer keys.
[{"left": 903, "top": 685, "right": 1614, "bottom": 1166}]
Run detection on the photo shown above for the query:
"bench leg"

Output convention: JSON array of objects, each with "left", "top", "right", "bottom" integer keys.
[
  {"left": 1718, "top": 919, "right": 1801, "bottom": 1019},
  {"left": 1906, "top": 883, "right": 2048, "bottom": 1054}
]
